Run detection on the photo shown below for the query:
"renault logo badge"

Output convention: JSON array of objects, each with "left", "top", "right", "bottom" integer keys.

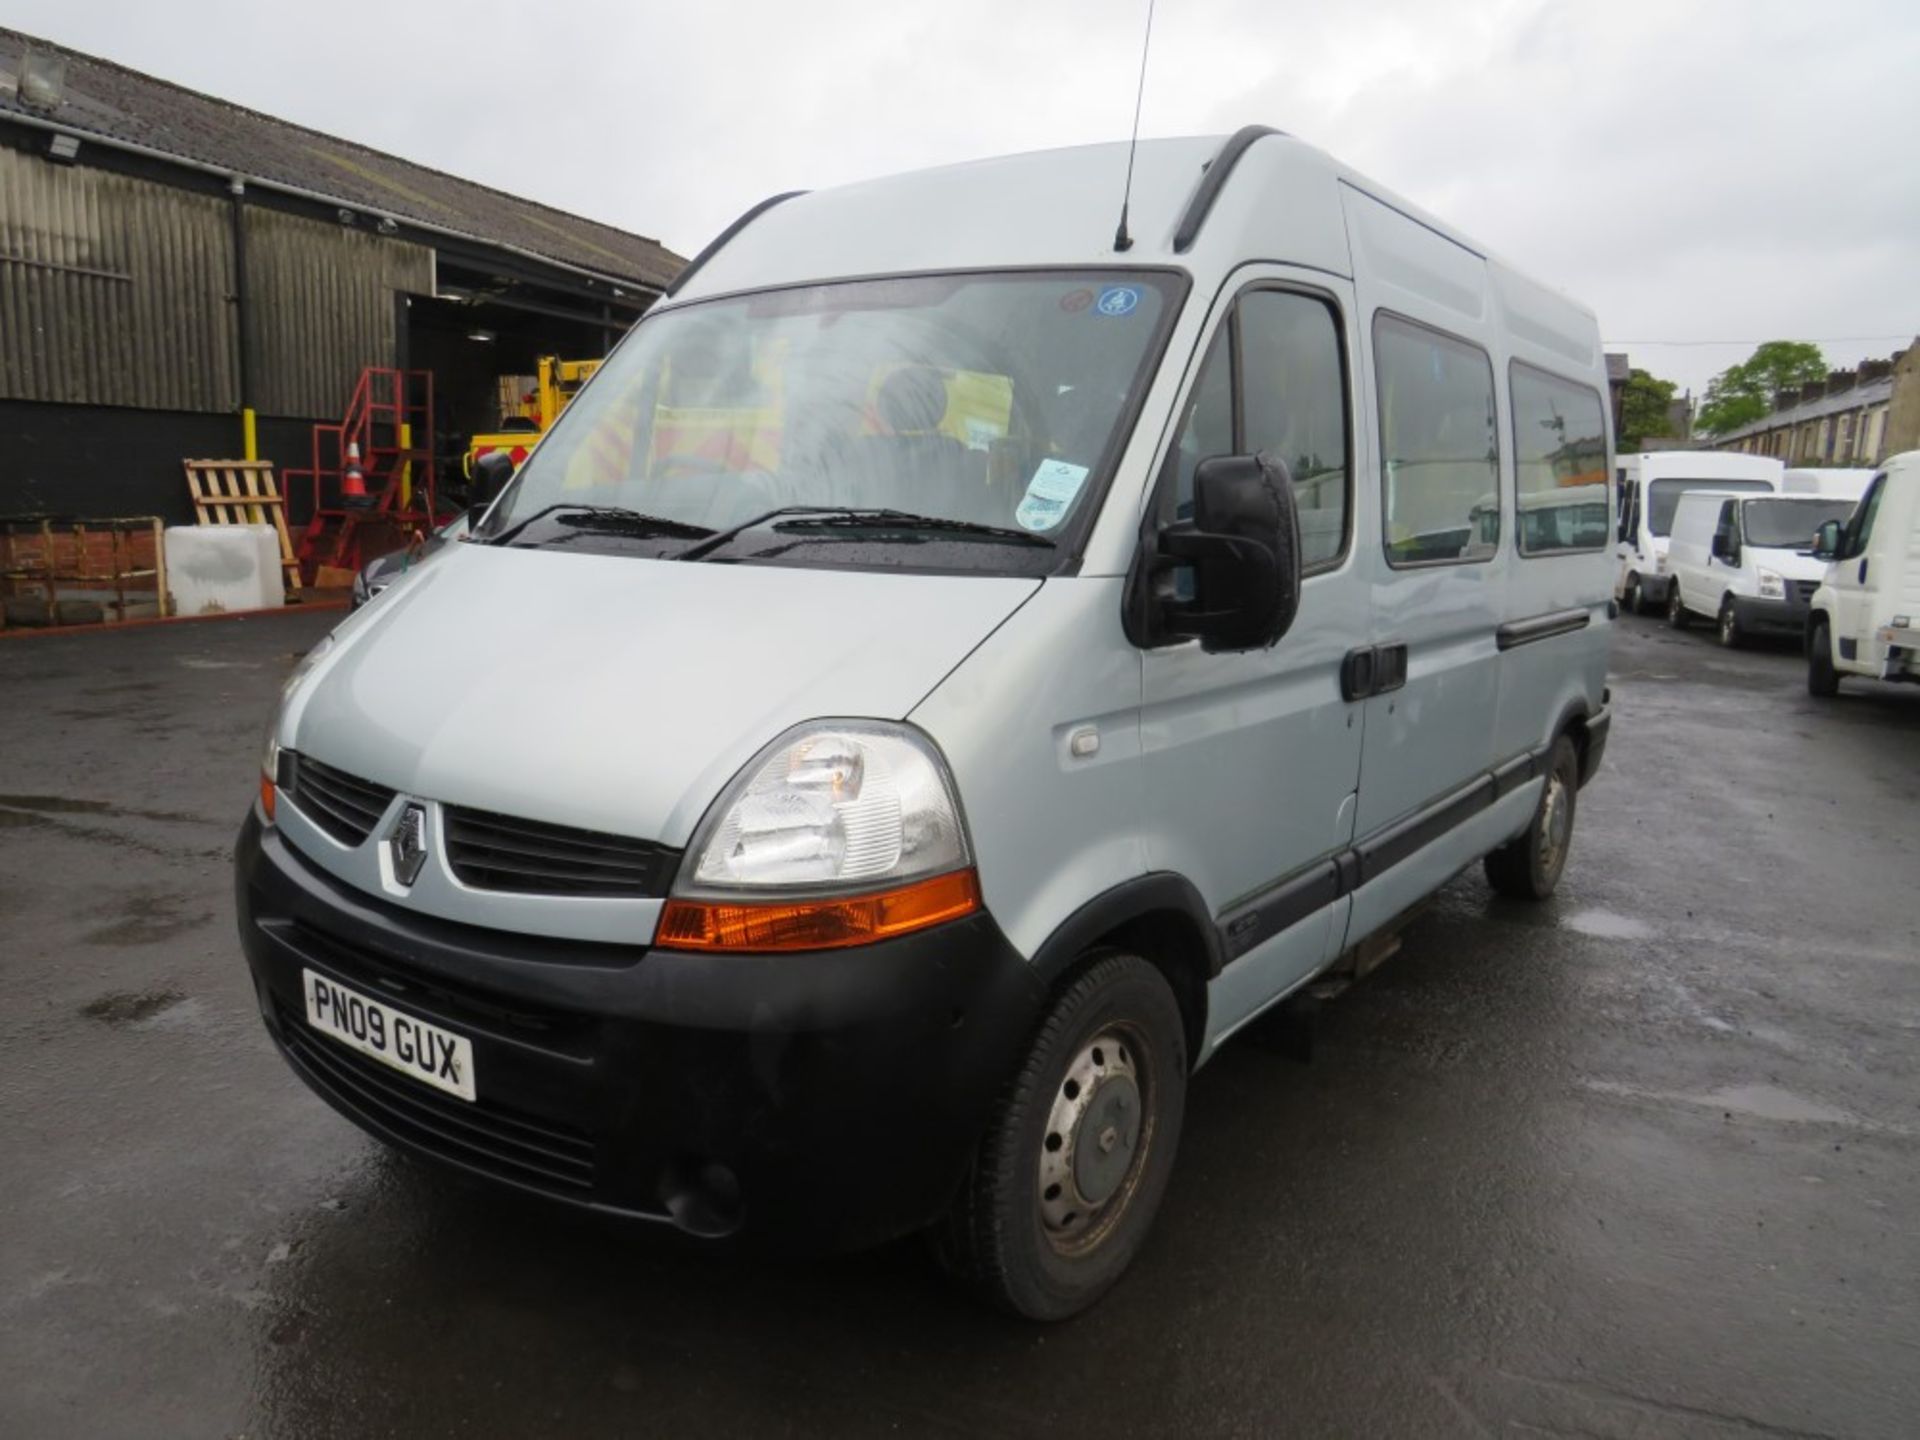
[{"left": 387, "top": 804, "right": 429, "bottom": 887}]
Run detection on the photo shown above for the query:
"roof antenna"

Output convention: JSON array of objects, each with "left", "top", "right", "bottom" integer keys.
[{"left": 1112, "top": 0, "right": 1156, "bottom": 253}]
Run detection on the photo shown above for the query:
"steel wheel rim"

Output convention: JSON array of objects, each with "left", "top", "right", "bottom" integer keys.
[
  {"left": 1537, "top": 769, "right": 1572, "bottom": 877},
  {"left": 1037, "top": 1027, "right": 1152, "bottom": 1255},
  {"left": 1720, "top": 607, "right": 1735, "bottom": 642}
]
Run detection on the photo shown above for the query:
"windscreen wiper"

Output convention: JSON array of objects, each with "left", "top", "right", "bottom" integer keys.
[
  {"left": 484, "top": 503, "right": 714, "bottom": 548},
  {"left": 678, "top": 506, "right": 1055, "bottom": 561}
]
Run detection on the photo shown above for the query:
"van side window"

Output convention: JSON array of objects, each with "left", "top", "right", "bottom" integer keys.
[
  {"left": 1164, "top": 289, "right": 1351, "bottom": 571},
  {"left": 1509, "top": 363, "right": 1608, "bottom": 555},
  {"left": 1375, "top": 314, "right": 1499, "bottom": 566},
  {"left": 1843, "top": 475, "right": 1885, "bottom": 558},
  {"left": 1239, "top": 291, "right": 1350, "bottom": 567},
  {"left": 1168, "top": 323, "right": 1235, "bottom": 521},
  {"left": 1713, "top": 500, "right": 1737, "bottom": 557}
]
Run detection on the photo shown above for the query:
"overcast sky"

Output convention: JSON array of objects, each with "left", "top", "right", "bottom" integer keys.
[{"left": 8, "top": 0, "right": 1917, "bottom": 395}]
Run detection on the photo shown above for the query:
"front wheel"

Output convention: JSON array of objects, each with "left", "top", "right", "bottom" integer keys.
[
  {"left": 1485, "top": 735, "right": 1580, "bottom": 900},
  {"left": 1623, "top": 574, "right": 1644, "bottom": 615},
  {"left": 1666, "top": 585, "right": 1691, "bottom": 629},
  {"left": 1808, "top": 620, "right": 1842, "bottom": 697},
  {"left": 935, "top": 951, "right": 1186, "bottom": 1321},
  {"left": 1717, "top": 597, "right": 1745, "bottom": 648}
]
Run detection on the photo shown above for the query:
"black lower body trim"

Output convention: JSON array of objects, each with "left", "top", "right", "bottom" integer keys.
[
  {"left": 1497, "top": 607, "right": 1591, "bottom": 650},
  {"left": 235, "top": 815, "right": 1043, "bottom": 1252}
]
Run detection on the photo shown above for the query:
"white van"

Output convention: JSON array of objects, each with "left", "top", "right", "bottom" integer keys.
[
  {"left": 1665, "top": 490, "right": 1860, "bottom": 645},
  {"left": 1614, "top": 451, "right": 1783, "bottom": 612},
  {"left": 1807, "top": 452, "right": 1920, "bottom": 694},
  {"left": 1783, "top": 467, "right": 1876, "bottom": 502},
  {"left": 236, "top": 129, "right": 1614, "bottom": 1318}
]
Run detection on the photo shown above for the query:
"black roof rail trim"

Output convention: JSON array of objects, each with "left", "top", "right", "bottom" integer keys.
[
  {"left": 662, "top": 190, "right": 808, "bottom": 299},
  {"left": 1172, "top": 126, "right": 1281, "bottom": 255}
]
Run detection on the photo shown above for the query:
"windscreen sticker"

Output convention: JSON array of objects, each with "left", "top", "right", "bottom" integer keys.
[
  {"left": 1096, "top": 285, "right": 1141, "bottom": 317},
  {"left": 1016, "top": 459, "right": 1091, "bottom": 531},
  {"left": 1059, "top": 287, "right": 1095, "bottom": 313}
]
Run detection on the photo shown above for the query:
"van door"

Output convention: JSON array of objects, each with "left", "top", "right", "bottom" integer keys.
[
  {"left": 1829, "top": 472, "right": 1886, "bottom": 658},
  {"left": 1342, "top": 310, "right": 1506, "bottom": 942},
  {"left": 1137, "top": 273, "right": 1367, "bottom": 1040}
]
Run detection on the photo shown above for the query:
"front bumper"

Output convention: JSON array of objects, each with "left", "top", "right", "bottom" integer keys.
[
  {"left": 235, "top": 814, "right": 1042, "bottom": 1250},
  {"left": 1731, "top": 594, "right": 1809, "bottom": 635}
]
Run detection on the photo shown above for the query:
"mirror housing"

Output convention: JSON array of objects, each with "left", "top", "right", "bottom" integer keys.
[
  {"left": 467, "top": 450, "right": 517, "bottom": 517},
  {"left": 1712, "top": 533, "right": 1739, "bottom": 566},
  {"left": 1812, "top": 519, "right": 1842, "bottom": 560},
  {"left": 1130, "top": 453, "right": 1302, "bottom": 653}
]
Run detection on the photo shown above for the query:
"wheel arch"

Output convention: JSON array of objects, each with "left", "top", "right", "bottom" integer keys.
[{"left": 1028, "top": 873, "right": 1217, "bottom": 1067}]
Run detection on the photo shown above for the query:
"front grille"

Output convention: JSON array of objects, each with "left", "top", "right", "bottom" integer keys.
[
  {"left": 278, "top": 996, "right": 597, "bottom": 1194},
  {"left": 444, "top": 805, "right": 677, "bottom": 898},
  {"left": 1791, "top": 579, "right": 1819, "bottom": 605},
  {"left": 286, "top": 754, "right": 396, "bottom": 845}
]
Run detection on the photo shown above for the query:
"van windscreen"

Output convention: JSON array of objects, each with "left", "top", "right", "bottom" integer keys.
[
  {"left": 477, "top": 271, "right": 1182, "bottom": 572},
  {"left": 1647, "top": 478, "right": 1771, "bottom": 536},
  {"left": 1741, "top": 497, "right": 1855, "bottom": 548}
]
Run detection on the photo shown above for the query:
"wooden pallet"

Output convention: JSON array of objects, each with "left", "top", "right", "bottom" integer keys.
[{"left": 183, "top": 459, "right": 302, "bottom": 595}]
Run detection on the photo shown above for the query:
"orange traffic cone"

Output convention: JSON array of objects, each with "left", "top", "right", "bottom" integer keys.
[{"left": 341, "top": 441, "right": 371, "bottom": 509}]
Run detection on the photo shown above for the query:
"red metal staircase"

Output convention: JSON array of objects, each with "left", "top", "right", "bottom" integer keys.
[{"left": 289, "top": 368, "right": 444, "bottom": 585}]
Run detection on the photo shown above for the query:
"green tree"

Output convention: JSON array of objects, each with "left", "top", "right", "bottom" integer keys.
[
  {"left": 1696, "top": 340, "right": 1827, "bottom": 436},
  {"left": 1618, "top": 367, "right": 1679, "bottom": 447}
]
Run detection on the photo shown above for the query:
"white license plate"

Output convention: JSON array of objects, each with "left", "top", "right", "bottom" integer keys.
[{"left": 302, "top": 968, "right": 476, "bottom": 1102}]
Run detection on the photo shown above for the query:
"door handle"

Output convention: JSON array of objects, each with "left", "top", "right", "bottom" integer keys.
[
  {"left": 1342, "top": 643, "right": 1407, "bottom": 701},
  {"left": 1860, "top": 559, "right": 1869, "bottom": 584}
]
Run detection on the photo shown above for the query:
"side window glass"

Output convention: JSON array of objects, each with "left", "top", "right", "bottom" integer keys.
[
  {"left": 1850, "top": 477, "right": 1884, "bottom": 556},
  {"left": 1375, "top": 314, "right": 1500, "bottom": 566},
  {"left": 1510, "top": 363, "right": 1608, "bottom": 554},
  {"left": 1239, "top": 291, "right": 1350, "bottom": 568},
  {"left": 1167, "top": 322, "right": 1235, "bottom": 522}
]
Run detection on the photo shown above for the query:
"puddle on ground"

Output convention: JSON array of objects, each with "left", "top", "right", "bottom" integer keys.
[
  {"left": 0, "top": 794, "right": 114, "bottom": 814},
  {"left": 80, "top": 988, "right": 185, "bottom": 1026},
  {"left": 83, "top": 894, "right": 213, "bottom": 947},
  {"left": 1585, "top": 1078, "right": 1860, "bottom": 1127},
  {"left": 1563, "top": 908, "right": 1655, "bottom": 941}
]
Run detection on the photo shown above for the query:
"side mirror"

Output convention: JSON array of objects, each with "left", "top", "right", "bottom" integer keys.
[
  {"left": 1712, "top": 534, "right": 1739, "bottom": 565},
  {"left": 468, "top": 450, "right": 517, "bottom": 517},
  {"left": 1812, "top": 519, "right": 1842, "bottom": 560},
  {"left": 1135, "top": 453, "right": 1302, "bottom": 653}
]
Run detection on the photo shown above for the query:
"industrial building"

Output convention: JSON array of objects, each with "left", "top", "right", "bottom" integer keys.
[{"left": 0, "top": 28, "right": 682, "bottom": 540}]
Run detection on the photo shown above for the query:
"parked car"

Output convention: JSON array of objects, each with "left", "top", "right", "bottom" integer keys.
[
  {"left": 1614, "top": 451, "right": 1783, "bottom": 613},
  {"left": 1665, "top": 490, "right": 1858, "bottom": 645},
  {"left": 237, "top": 128, "right": 1614, "bottom": 1319},
  {"left": 349, "top": 511, "right": 472, "bottom": 609},
  {"left": 1807, "top": 452, "right": 1920, "bottom": 695}
]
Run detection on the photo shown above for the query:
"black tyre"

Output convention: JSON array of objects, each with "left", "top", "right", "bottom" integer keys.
[
  {"left": 1485, "top": 735, "right": 1580, "bottom": 901},
  {"left": 1665, "top": 585, "right": 1691, "bottom": 629},
  {"left": 1716, "top": 597, "right": 1744, "bottom": 649},
  {"left": 936, "top": 951, "right": 1186, "bottom": 1321},
  {"left": 1623, "top": 574, "right": 1643, "bottom": 615},
  {"left": 1808, "top": 620, "right": 1841, "bottom": 697}
]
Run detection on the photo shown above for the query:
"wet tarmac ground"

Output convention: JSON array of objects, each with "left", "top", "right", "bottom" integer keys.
[{"left": 2, "top": 610, "right": 1917, "bottom": 1438}]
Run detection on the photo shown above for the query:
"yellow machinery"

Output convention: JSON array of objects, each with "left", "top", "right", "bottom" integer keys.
[{"left": 464, "top": 356, "right": 603, "bottom": 477}]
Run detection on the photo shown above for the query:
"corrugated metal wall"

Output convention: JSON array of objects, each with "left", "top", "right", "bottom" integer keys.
[
  {"left": 243, "top": 208, "right": 432, "bottom": 418},
  {"left": 1, "top": 148, "right": 435, "bottom": 420},
  {"left": 0, "top": 146, "right": 239, "bottom": 410}
]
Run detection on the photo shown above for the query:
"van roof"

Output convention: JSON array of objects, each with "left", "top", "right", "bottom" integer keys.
[{"left": 669, "top": 131, "right": 1597, "bottom": 355}]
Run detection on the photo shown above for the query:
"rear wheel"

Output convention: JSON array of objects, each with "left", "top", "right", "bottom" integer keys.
[
  {"left": 936, "top": 951, "right": 1186, "bottom": 1321},
  {"left": 1717, "top": 596, "right": 1745, "bottom": 648},
  {"left": 1666, "top": 585, "right": 1691, "bottom": 629},
  {"left": 1808, "top": 619, "right": 1842, "bottom": 697},
  {"left": 1485, "top": 735, "right": 1580, "bottom": 900}
]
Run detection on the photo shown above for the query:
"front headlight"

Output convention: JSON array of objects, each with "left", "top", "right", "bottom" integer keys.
[
  {"left": 659, "top": 721, "right": 978, "bottom": 951},
  {"left": 1756, "top": 568, "right": 1785, "bottom": 599},
  {"left": 259, "top": 634, "right": 335, "bottom": 822}
]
